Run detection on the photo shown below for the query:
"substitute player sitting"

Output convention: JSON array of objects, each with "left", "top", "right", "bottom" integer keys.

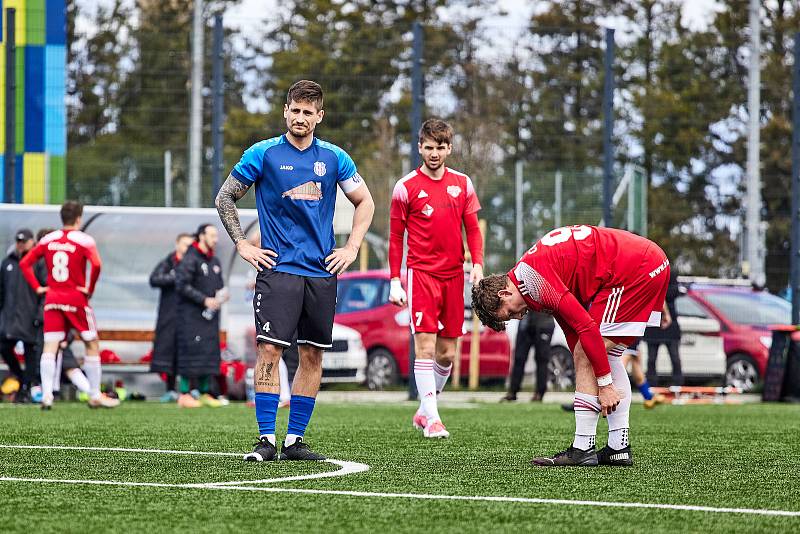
[
  {"left": 472, "top": 225, "right": 669, "bottom": 466},
  {"left": 20, "top": 201, "right": 119, "bottom": 410},
  {"left": 388, "top": 119, "right": 484, "bottom": 439}
]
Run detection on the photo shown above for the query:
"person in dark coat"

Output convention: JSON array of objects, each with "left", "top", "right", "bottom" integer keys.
[
  {"left": 149, "top": 232, "right": 194, "bottom": 402},
  {"left": 644, "top": 270, "right": 682, "bottom": 386},
  {"left": 175, "top": 224, "right": 226, "bottom": 408},
  {"left": 0, "top": 229, "right": 47, "bottom": 400},
  {"left": 502, "top": 310, "right": 555, "bottom": 402}
]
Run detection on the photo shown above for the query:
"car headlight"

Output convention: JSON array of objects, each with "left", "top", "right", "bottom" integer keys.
[{"left": 759, "top": 336, "right": 772, "bottom": 349}]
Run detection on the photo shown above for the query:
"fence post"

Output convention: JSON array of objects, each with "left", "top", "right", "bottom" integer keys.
[
  {"left": 602, "top": 28, "right": 615, "bottom": 227},
  {"left": 211, "top": 13, "right": 224, "bottom": 199},
  {"left": 4, "top": 8, "right": 16, "bottom": 203},
  {"left": 790, "top": 32, "right": 800, "bottom": 324}
]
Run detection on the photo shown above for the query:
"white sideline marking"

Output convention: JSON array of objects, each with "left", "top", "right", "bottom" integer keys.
[
  {"left": 0, "top": 445, "right": 797, "bottom": 518},
  {"left": 0, "top": 444, "right": 369, "bottom": 485},
  {"left": 0, "top": 476, "right": 798, "bottom": 518}
]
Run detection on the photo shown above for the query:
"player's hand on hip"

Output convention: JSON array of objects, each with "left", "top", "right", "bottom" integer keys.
[
  {"left": 470, "top": 264, "right": 484, "bottom": 284},
  {"left": 388, "top": 279, "right": 407, "bottom": 306},
  {"left": 77, "top": 286, "right": 89, "bottom": 296},
  {"left": 36, "top": 286, "right": 49, "bottom": 296},
  {"left": 325, "top": 244, "right": 358, "bottom": 275},
  {"left": 598, "top": 384, "right": 621, "bottom": 417},
  {"left": 236, "top": 240, "right": 277, "bottom": 271},
  {"left": 204, "top": 297, "right": 221, "bottom": 311}
]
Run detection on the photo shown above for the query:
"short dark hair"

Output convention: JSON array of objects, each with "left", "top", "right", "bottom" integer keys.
[
  {"left": 60, "top": 201, "right": 83, "bottom": 226},
  {"left": 176, "top": 232, "right": 193, "bottom": 242},
  {"left": 36, "top": 228, "right": 55, "bottom": 242},
  {"left": 286, "top": 80, "right": 324, "bottom": 110},
  {"left": 471, "top": 274, "right": 510, "bottom": 332},
  {"left": 419, "top": 118, "right": 454, "bottom": 145},
  {"left": 194, "top": 224, "right": 214, "bottom": 241}
]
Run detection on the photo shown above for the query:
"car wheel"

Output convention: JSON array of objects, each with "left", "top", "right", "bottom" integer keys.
[
  {"left": 366, "top": 349, "right": 399, "bottom": 391},
  {"left": 548, "top": 346, "right": 575, "bottom": 391},
  {"left": 725, "top": 353, "right": 761, "bottom": 392}
]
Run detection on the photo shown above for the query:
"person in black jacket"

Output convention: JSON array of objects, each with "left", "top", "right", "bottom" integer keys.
[
  {"left": 501, "top": 310, "right": 555, "bottom": 402},
  {"left": 149, "top": 232, "right": 194, "bottom": 402},
  {"left": 175, "top": 224, "right": 227, "bottom": 408},
  {"left": 644, "top": 270, "right": 683, "bottom": 386},
  {"left": 0, "top": 229, "right": 47, "bottom": 400}
]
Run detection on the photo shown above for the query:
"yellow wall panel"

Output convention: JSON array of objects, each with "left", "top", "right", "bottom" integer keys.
[{"left": 23, "top": 151, "right": 45, "bottom": 203}]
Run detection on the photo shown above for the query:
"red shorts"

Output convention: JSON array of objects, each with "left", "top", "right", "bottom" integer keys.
[
  {"left": 563, "top": 244, "right": 670, "bottom": 351},
  {"left": 43, "top": 302, "right": 98, "bottom": 343},
  {"left": 407, "top": 268, "right": 464, "bottom": 338}
]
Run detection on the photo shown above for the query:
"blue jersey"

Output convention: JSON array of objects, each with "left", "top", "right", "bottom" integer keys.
[{"left": 232, "top": 135, "right": 359, "bottom": 277}]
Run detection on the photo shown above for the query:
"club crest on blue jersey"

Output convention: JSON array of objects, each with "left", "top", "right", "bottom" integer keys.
[{"left": 313, "top": 161, "right": 327, "bottom": 177}]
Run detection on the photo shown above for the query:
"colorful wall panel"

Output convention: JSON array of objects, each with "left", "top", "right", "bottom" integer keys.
[{"left": 0, "top": 0, "right": 65, "bottom": 203}]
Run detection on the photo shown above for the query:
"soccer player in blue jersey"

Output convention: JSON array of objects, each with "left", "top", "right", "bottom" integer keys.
[{"left": 215, "top": 80, "right": 374, "bottom": 461}]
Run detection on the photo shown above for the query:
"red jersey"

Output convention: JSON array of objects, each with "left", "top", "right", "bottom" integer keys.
[
  {"left": 20, "top": 229, "right": 102, "bottom": 306},
  {"left": 508, "top": 226, "right": 666, "bottom": 379},
  {"left": 389, "top": 167, "right": 482, "bottom": 279}
]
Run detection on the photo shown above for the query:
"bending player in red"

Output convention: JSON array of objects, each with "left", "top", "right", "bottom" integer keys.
[
  {"left": 388, "top": 119, "right": 484, "bottom": 438},
  {"left": 20, "top": 201, "right": 119, "bottom": 410},
  {"left": 472, "top": 225, "right": 669, "bottom": 465}
]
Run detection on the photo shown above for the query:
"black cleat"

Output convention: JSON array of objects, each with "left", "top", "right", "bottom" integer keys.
[
  {"left": 597, "top": 445, "right": 633, "bottom": 466},
  {"left": 531, "top": 446, "right": 598, "bottom": 467},
  {"left": 280, "top": 437, "right": 326, "bottom": 461},
  {"left": 500, "top": 393, "right": 517, "bottom": 402},
  {"left": 41, "top": 403, "right": 52, "bottom": 411},
  {"left": 243, "top": 437, "right": 277, "bottom": 462}
]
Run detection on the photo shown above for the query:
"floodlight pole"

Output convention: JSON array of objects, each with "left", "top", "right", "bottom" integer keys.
[
  {"left": 211, "top": 12, "right": 224, "bottom": 198},
  {"left": 187, "top": 0, "right": 204, "bottom": 208},
  {"left": 4, "top": 8, "right": 16, "bottom": 203},
  {"left": 790, "top": 33, "right": 800, "bottom": 324},
  {"left": 746, "top": 0, "right": 764, "bottom": 286},
  {"left": 602, "top": 28, "right": 615, "bottom": 227}
]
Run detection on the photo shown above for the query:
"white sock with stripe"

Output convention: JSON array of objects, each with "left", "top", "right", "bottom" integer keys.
[
  {"left": 66, "top": 368, "right": 92, "bottom": 394},
  {"left": 433, "top": 361, "right": 452, "bottom": 394},
  {"left": 414, "top": 359, "right": 440, "bottom": 424},
  {"left": 40, "top": 353, "right": 56, "bottom": 402},
  {"left": 572, "top": 392, "right": 601, "bottom": 450},
  {"left": 83, "top": 355, "right": 102, "bottom": 399},
  {"left": 606, "top": 345, "right": 632, "bottom": 449}
]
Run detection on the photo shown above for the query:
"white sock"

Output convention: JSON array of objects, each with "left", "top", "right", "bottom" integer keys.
[
  {"left": 66, "top": 368, "right": 91, "bottom": 394},
  {"left": 40, "top": 353, "right": 56, "bottom": 401},
  {"left": 572, "top": 392, "right": 601, "bottom": 450},
  {"left": 53, "top": 352, "right": 63, "bottom": 393},
  {"left": 259, "top": 434, "right": 276, "bottom": 446},
  {"left": 279, "top": 358, "right": 290, "bottom": 403},
  {"left": 83, "top": 355, "right": 102, "bottom": 399},
  {"left": 285, "top": 433, "right": 302, "bottom": 446},
  {"left": 433, "top": 361, "right": 452, "bottom": 394},
  {"left": 414, "top": 359, "right": 440, "bottom": 423},
  {"left": 606, "top": 345, "right": 632, "bottom": 449}
]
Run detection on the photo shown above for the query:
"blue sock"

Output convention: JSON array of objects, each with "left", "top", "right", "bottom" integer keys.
[
  {"left": 638, "top": 380, "right": 654, "bottom": 401},
  {"left": 255, "top": 392, "right": 280, "bottom": 436},
  {"left": 287, "top": 395, "right": 316, "bottom": 437}
]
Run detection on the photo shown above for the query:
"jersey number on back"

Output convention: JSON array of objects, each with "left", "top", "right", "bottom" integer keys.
[
  {"left": 538, "top": 225, "right": 592, "bottom": 247},
  {"left": 52, "top": 251, "right": 70, "bottom": 282}
]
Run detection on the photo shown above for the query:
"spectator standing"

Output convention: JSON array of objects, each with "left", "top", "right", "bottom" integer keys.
[
  {"left": 502, "top": 311, "right": 555, "bottom": 402},
  {"left": 644, "top": 271, "right": 682, "bottom": 386},
  {"left": 175, "top": 224, "right": 226, "bottom": 408},
  {"left": 149, "top": 233, "right": 194, "bottom": 402}
]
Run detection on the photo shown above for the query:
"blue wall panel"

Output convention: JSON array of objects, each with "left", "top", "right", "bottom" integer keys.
[
  {"left": 14, "top": 154, "right": 23, "bottom": 203},
  {"left": 44, "top": 44, "right": 64, "bottom": 155},
  {"left": 45, "top": 0, "right": 65, "bottom": 45},
  {"left": 24, "top": 44, "right": 44, "bottom": 152}
]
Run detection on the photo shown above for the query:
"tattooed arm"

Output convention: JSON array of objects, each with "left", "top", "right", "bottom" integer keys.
[{"left": 215, "top": 174, "right": 277, "bottom": 271}]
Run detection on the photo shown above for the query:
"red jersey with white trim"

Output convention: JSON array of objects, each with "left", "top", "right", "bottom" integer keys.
[
  {"left": 20, "top": 229, "right": 102, "bottom": 306},
  {"left": 390, "top": 167, "right": 481, "bottom": 278},
  {"left": 507, "top": 225, "right": 655, "bottom": 313}
]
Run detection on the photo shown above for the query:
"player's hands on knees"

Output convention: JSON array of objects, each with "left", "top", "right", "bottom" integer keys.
[
  {"left": 325, "top": 243, "right": 358, "bottom": 275},
  {"left": 470, "top": 264, "right": 484, "bottom": 284},
  {"left": 598, "top": 384, "right": 621, "bottom": 417},
  {"left": 388, "top": 279, "right": 407, "bottom": 306},
  {"left": 236, "top": 239, "right": 277, "bottom": 271}
]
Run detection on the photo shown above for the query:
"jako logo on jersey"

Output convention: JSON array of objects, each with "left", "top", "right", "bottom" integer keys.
[
  {"left": 648, "top": 258, "right": 670, "bottom": 279},
  {"left": 282, "top": 181, "right": 322, "bottom": 201},
  {"left": 279, "top": 164, "right": 294, "bottom": 171},
  {"left": 313, "top": 161, "right": 327, "bottom": 177},
  {"left": 447, "top": 185, "right": 462, "bottom": 198},
  {"left": 418, "top": 190, "right": 429, "bottom": 199},
  {"left": 422, "top": 203, "right": 434, "bottom": 217}
]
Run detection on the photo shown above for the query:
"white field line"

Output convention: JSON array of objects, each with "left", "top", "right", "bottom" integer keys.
[
  {"left": 1, "top": 445, "right": 798, "bottom": 518},
  {"left": 0, "top": 476, "right": 798, "bottom": 518}
]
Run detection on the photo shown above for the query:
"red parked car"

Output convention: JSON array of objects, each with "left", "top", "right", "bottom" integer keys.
[
  {"left": 682, "top": 281, "right": 792, "bottom": 391},
  {"left": 335, "top": 270, "right": 511, "bottom": 390}
]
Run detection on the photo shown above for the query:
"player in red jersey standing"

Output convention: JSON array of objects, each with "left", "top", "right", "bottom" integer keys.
[
  {"left": 20, "top": 201, "right": 119, "bottom": 410},
  {"left": 388, "top": 119, "right": 484, "bottom": 438},
  {"left": 472, "top": 225, "right": 669, "bottom": 465}
]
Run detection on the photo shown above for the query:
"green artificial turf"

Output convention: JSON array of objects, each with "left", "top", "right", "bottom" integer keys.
[{"left": 1, "top": 400, "right": 798, "bottom": 533}]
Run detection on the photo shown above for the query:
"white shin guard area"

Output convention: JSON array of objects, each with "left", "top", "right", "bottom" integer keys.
[{"left": 0, "top": 445, "right": 798, "bottom": 518}]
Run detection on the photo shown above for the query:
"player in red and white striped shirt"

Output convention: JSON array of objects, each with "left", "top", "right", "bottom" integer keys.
[
  {"left": 20, "top": 201, "right": 119, "bottom": 410},
  {"left": 472, "top": 226, "right": 669, "bottom": 466},
  {"left": 388, "top": 119, "right": 484, "bottom": 438}
]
